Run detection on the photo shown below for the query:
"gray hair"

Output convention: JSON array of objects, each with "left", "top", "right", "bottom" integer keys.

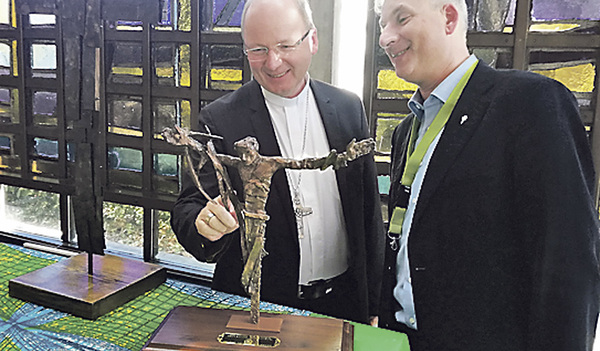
[
  {"left": 374, "top": 0, "right": 468, "bottom": 35},
  {"left": 241, "top": 0, "right": 315, "bottom": 37}
]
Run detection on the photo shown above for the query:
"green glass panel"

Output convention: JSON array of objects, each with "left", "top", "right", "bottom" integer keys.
[{"left": 107, "top": 146, "right": 142, "bottom": 172}]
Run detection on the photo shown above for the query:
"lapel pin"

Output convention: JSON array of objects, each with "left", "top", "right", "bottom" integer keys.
[{"left": 460, "top": 115, "right": 469, "bottom": 125}]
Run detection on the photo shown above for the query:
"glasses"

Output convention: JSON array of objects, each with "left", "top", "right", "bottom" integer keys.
[{"left": 243, "top": 29, "right": 312, "bottom": 61}]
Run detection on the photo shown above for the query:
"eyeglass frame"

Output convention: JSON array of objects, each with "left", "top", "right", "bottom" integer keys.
[{"left": 243, "top": 29, "right": 314, "bottom": 61}]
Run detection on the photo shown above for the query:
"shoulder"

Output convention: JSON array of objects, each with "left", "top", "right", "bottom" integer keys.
[{"left": 310, "top": 79, "right": 362, "bottom": 104}]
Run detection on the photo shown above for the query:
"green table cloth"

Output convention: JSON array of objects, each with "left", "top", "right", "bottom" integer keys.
[{"left": 0, "top": 243, "right": 409, "bottom": 350}]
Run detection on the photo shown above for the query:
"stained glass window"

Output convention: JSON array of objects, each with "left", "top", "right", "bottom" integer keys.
[
  {"left": 107, "top": 42, "right": 143, "bottom": 85},
  {"left": 108, "top": 96, "right": 143, "bottom": 136},
  {"left": 31, "top": 42, "right": 56, "bottom": 79},
  {"left": 0, "top": 87, "right": 18, "bottom": 124},
  {"left": 32, "top": 91, "right": 58, "bottom": 126},
  {"left": 0, "top": 41, "right": 11, "bottom": 76}
]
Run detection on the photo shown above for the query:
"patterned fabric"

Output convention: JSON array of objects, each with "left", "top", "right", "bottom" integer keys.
[{"left": 0, "top": 243, "right": 309, "bottom": 351}]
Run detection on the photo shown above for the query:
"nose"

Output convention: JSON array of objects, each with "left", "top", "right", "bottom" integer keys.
[
  {"left": 264, "top": 49, "right": 283, "bottom": 69},
  {"left": 379, "top": 26, "right": 396, "bottom": 49}
]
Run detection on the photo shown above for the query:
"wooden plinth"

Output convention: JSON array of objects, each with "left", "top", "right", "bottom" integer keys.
[
  {"left": 8, "top": 253, "right": 166, "bottom": 320},
  {"left": 143, "top": 306, "right": 353, "bottom": 350}
]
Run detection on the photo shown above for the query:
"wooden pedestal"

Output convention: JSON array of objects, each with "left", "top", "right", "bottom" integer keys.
[
  {"left": 8, "top": 253, "right": 166, "bottom": 319},
  {"left": 143, "top": 306, "right": 353, "bottom": 350}
]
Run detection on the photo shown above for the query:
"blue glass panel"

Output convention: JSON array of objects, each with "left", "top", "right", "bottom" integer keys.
[
  {"left": 0, "top": 135, "right": 10, "bottom": 151},
  {"left": 159, "top": 0, "right": 172, "bottom": 26},
  {"left": 33, "top": 137, "right": 59, "bottom": 159},
  {"left": 213, "top": 0, "right": 245, "bottom": 27},
  {"left": 107, "top": 146, "right": 143, "bottom": 172},
  {"left": 532, "top": 0, "right": 600, "bottom": 21}
]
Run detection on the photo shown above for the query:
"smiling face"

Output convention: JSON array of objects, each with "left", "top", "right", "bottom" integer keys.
[
  {"left": 379, "top": 0, "right": 468, "bottom": 96},
  {"left": 242, "top": 0, "right": 318, "bottom": 98}
]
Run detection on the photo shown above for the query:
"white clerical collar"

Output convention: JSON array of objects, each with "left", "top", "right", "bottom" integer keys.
[{"left": 261, "top": 76, "right": 311, "bottom": 108}]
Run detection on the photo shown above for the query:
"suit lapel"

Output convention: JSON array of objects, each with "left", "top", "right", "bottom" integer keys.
[
  {"left": 310, "top": 80, "right": 350, "bottom": 200},
  {"left": 412, "top": 63, "right": 497, "bottom": 225}
]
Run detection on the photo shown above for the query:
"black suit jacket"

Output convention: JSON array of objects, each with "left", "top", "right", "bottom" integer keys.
[
  {"left": 381, "top": 62, "right": 600, "bottom": 350},
  {"left": 171, "top": 79, "right": 384, "bottom": 323}
]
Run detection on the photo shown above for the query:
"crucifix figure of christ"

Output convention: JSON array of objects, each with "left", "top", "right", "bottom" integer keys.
[{"left": 163, "top": 126, "right": 375, "bottom": 324}]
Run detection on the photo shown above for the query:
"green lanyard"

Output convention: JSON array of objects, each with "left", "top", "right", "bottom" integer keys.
[{"left": 388, "top": 60, "right": 478, "bottom": 241}]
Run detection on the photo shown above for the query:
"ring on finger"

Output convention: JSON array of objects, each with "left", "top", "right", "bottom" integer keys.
[{"left": 204, "top": 212, "right": 215, "bottom": 226}]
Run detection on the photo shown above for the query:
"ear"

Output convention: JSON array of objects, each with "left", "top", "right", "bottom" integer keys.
[
  {"left": 309, "top": 29, "right": 319, "bottom": 54},
  {"left": 443, "top": 4, "right": 460, "bottom": 35}
]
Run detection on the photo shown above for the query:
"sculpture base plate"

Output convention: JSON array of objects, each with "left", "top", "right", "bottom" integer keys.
[
  {"left": 143, "top": 306, "right": 353, "bottom": 350},
  {"left": 8, "top": 253, "right": 166, "bottom": 320}
]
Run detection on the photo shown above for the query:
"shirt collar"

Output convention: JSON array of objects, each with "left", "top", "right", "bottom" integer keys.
[
  {"left": 408, "top": 54, "right": 477, "bottom": 117},
  {"left": 261, "top": 75, "right": 311, "bottom": 108}
]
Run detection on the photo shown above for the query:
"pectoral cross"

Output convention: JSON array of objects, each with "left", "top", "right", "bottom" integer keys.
[{"left": 293, "top": 192, "right": 313, "bottom": 239}]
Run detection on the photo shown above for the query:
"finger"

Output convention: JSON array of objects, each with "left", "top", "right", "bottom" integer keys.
[
  {"left": 195, "top": 210, "right": 225, "bottom": 242},
  {"left": 207, "top": 198, "right": 238, "bottom": 229}
]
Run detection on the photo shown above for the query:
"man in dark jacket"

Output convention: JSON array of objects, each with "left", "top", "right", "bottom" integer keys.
[
  {"left": 171, "top": 0, "right": 384, "bottom": 324},
  {"left": 377, "top": 0, "right": 600, "bottom": 349}
]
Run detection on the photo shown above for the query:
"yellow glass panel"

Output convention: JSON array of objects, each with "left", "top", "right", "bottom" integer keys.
[
  {"left": 178, "top": 0, "right": 191, "bottom": 32},
  {"left": 211, "top": 68, "right": 242, "bottom": 82},
  {"left": 11, "top": 0, "right": 16, "bottom": 28},
  {"left": 156, "top": 66, "right": 174, "bottom": 78},
  {"left": 211, "top": 82, "right": 242, "bottom": 90},
  {"left": 530, "top": 23, "right": 580, "bottom": 32},
  {"left": 533, "top": 63, "right": 595, "bottom": 93},
  {"left": 180, "top": 44, "right": 191, "bottom": 87},
  {"left": 213, "top": 27, "right": 242, "bottom": 33},
  {"left": 375, "top": 155, "right": 391, "bottom": 163},
  {"left": 0, "top": 156, "right": 6, "bottom": 169},
  {"left": 12, "top": 40, "right": 17, "bottom": 76},
  {"left": 31, "top": 160, "right": 40, "bottom": 174},
  {"left": 112, "top": 67, "right": 143, "bottom": 76},
  {"left": 378, "top": 70, "right": 418, "bottom": 92},
  {"left": 108, "top": 126, "right": 143, "bottom": 137}
]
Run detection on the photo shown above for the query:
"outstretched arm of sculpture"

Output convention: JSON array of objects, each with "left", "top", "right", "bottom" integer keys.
[{"left": 281, "top": 138, "right": 376, "bottom": 170}]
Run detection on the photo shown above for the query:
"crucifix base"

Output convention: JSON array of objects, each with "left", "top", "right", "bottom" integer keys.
[
  {"left": 143, "top": 306, "right": 354, "bottom": 350},
  {"left": 8, "top": 253, "right": 166, "bottom": 320}
]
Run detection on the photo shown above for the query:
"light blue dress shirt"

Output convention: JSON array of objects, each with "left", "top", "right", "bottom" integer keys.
[{"left": 394, "top": 55, "right": 478, "bottom": 329}]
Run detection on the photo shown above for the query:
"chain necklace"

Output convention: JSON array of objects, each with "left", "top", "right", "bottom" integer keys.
[{"left": 291, "top": 91, "right": 313, "bottom": 239}]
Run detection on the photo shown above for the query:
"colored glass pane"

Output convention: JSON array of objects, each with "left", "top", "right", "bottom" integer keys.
[
  {"left": 532, "top": 0, "right": 600, "bottom": 21},
  {"left": 108, "top": 42, "right": 143, "bottom": 85},
  {"left": 0, "top": 41, "right": 10, "bottom": 76},
  {"left": 154, "top": 153, "right": 178, "bottom": 176},
  {"left": 468, "top": 0, "right": 513, "bottom": 32},
  {"left": 204, "top": 45, "right": 244, "bottom": 90},
  {"left": 153, "top": 43, "right": 191, "bottom": 87},
  {"left": 107, "top": 146, "right": 143, "bottom": 172},
  {"left": 32, "top": 91, "right": 57, "bottom": 126},
  {"left": 29, "top": 14, "right": 55, "bottom": 27},
  {"left": 153, "top": 99, "right": 191, "bottom": 137},
  {"left": 108, "top": 96, "right": 143, "bottom": 135},
  {"left": 533, "top": 62, "right": 595, "bottom": 93},
  {"left": 212, "top": 0, "right": 245, "bottom": 31},
  {"left": 179, "top": 0, "right": 191, "bottom": 31},
  {"left": 0, "top": 87, "right": 18, "bottom": 124},
  {"left": 31, "top": 43, "right": 56, "bottom": 79},
  {"left": 0, "top": 0, "right": 9, "bottom": 26}
]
